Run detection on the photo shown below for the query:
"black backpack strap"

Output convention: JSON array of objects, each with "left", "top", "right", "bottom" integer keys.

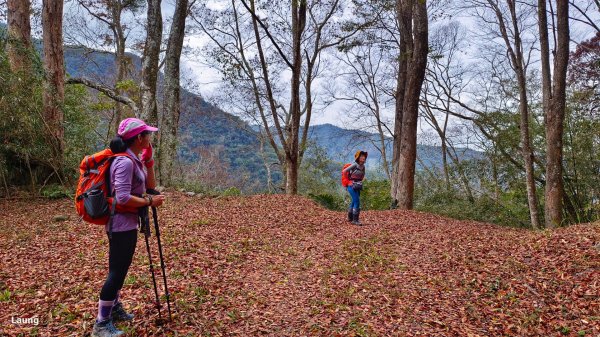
[
  {"left": 108, "top": 197, "right": 117, "bottom": 239},
  {"left": 347, "top": 166, "right": 357, "bottom": 180}
]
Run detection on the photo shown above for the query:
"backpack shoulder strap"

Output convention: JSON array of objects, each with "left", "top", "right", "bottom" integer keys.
[{"left": 106, "top": 152, "right": 137, "bottom": 197}]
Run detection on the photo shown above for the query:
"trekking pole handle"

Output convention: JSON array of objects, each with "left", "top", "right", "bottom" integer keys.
[{"left": 147, "top": 188, "right": 161, "bottom": 196}]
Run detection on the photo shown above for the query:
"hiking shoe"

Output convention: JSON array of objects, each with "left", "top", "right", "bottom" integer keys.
[
  {"left": 352, "top": 210, "right": 362, "bottom": 226},
  {"left": 347, "top": 209, "right": 353, "bottom": 222},
  {"left": 91, "top": 319, "right": 124, "bottom": 337},
  {"left": 111, "top": 302, "right": 134, "bottom": 322}
]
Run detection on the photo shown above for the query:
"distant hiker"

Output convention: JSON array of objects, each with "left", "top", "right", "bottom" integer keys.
[
  {"left": 342, "top": 151, "right": 367, "bottom": 225},
  {"left": 92, "top": 118, "right": 164, "bottom": 337}
]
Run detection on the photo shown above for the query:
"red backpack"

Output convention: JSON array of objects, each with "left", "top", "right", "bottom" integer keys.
[
  {"left": 341, "top": 163, "right": 353, "bottom": 187},
  {"left": 75, "top": 149, "right": 137, "bottom": 225}
]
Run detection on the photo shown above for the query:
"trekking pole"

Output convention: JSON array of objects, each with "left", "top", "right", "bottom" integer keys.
[
  {"left": 147, "top": 189, "right": 172, "bottom": 321},
  {"left": 139, "top": 207, "right": 162, "bottom": 321}
]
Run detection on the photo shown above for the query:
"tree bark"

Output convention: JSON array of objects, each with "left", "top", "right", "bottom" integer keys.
[
  {"left": 42, "top": 0, "right": 65, "bottom": 172},
  {"left": 160, "top": 0, "right": 189, "bottom": 186},
  {"left": 390, "top": 0, "right": 410, "bottom": 205},
  {"left": 540, "top": 0, "right": 570, "bottom": 228},
  {"left": 285, "top": 0, "right": 307, "bottom": 195},
  {"left": 7, "top": 0, "right": 32, "bottom": 73},
  {"left": 489, "top": 0, "right": 541, "bottom": 228},
  {"left": 140, "top": 0, "right": 163, "bottom": 126},
  {"left": 112, "top": 0, "right": 128, "bottom": 134},
  {"left": 392, "top": 0, "right": 428, "bottom": 209}
]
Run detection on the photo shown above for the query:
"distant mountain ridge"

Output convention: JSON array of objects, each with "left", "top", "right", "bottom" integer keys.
[
  {"left": 305, "top": 124, "right": 482, "bottom": 171},
  {"left": 49, "top": 40, "right": 482, "bottom": 189}
]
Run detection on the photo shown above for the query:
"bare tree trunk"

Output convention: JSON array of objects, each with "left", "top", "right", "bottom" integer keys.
[
  {"left": 447, "top": 145, "right": 474, "bottom": 202},
  {"left": 518, "top": 78, "right": 542, "bottom": 229},
  {"left": 540, "top": 0, "right": 570, "bottom": 228},
  {"left": 441, "top": 138, "right": 450, "bottom": 190},
  {"left": 392, "top": 0, "right": 428, "bottom": 209},
  {"left": 140, "top": 0, "right": 162, "bottom": 126},
  {"left": 489, "top": 0, "right": 541, "bottom": 228},
  {"left": 376, "top": 110, "right": 392, "bottom": 180},
  {"left": 160, "top": 0, "right": 189, "bottom": 186},
  {"left": 7, "top": 0, "right": 32, "bottom": 73},
  {"left": 113, "top": 1, "right": 128, "bottom": 133},
  {"left": 285, "top": 0, "right": 306, "bottom": 195},
  {"left": 42, "top": 0, "right": 65, "bottom": 173},
  {"left": 390, "top": 1, "right": 409, "bottom": 205}
]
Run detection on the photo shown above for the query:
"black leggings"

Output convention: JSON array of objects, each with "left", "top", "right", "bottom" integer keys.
[{"left": 99, "top": 229, "right": 138, "bottom": 301}]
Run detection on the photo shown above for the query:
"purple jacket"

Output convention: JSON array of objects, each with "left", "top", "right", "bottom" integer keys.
[{"left": 108, "top": 148, "right": 146, "bottom": 233}]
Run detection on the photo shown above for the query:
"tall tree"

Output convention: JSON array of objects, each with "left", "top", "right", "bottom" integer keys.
[
  {"left": 6, "top": 0, "right": 32, "bottom": 73},
  {"left": 421, "top": 22, "right": 469, "bottom": 192},
  {"left": 74, "top": 0, "right": 144, "bottom": 133},
  {"left": 42, "top": 0, "right": 65, "bottom": 175},
  {"left": 390, "top": 0, "right": 429, "bottom": 209},
  {"left": 195, "top": 0, "right": 349, "bottom": 194},
  {"left": 496, "top": 0, "right": 541, "bottom": 228},
  {"left": 239, "top": 0, "right": 308, "bottom": 194},
  {"left": 139, "top": 0, "right": 162, "bottom": 126},
  {"left": 159, "top": 0, "right": 190, "bottom": 186},
  {"left": 539, "top": 0, "right": 570, "bottom": 228},
  {"left": 334, "top": 36, "right": 396, "bottom": 180}
]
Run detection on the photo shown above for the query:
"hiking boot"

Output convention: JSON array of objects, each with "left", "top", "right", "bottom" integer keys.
[
  {"left": 347, "top": 209, "right": 353, "bottom": 222},
  {"left": 111, "top": 302, "right": 134, "bottom": 322},
  {"left": 352, "top": 209, "right": 362, "bottom": 226},
  {"left": 91, "top": 319, "right": 124, "bottom": 337}
]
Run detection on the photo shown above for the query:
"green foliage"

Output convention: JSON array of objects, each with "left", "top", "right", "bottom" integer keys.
[
  {"left": 0, "top": 289, "right": 11, "bottom": 302},
  {"left": 41, "top": 184, "right": 72, "bottom": 199},
  {"left": 221, "top": 187, "right": 241, "bottom": 196},
  {"left": 309, "top": 193, "right": 346, "bottom": 210},
  {"left": 360, "top": 180, "right": 392, "bottom": 210},
  {"left": 0, "top": 31, "right": 100, "bottom": 193},
  {"left": 413, "top": 168, "right": 533, "bottom": 227},
  {"left": 299, "top": 144, "right": 339, "bottom": 196}
]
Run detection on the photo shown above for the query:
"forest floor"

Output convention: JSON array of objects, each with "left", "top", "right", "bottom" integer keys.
[{"left": 0, "top": 193, "right": 598, "bottom": 336}]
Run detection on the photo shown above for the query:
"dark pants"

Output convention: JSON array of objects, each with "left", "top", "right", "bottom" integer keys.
[{"left": 99, "top": 229, "right": 137, "bottom": 301}]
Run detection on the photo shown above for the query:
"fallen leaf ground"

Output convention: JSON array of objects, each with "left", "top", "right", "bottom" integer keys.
[{"left": 0, "top": 193, "right": 598, "bottom": 336}]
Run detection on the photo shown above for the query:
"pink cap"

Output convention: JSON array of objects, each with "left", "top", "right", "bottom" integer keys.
[{"left": 118, "top": 118, "right": 158, "bottom": 140}]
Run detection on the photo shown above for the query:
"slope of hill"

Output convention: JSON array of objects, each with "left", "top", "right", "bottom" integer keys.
[
  {"left": 63, "top": 46, "right": 271, "bottom": 190},
  {"left": 1, "top": 194, "right": 598, "bottom": 336}
]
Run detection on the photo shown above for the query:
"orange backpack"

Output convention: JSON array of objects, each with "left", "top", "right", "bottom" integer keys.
[
  {"left": 75, "top": 149, "right": 137, "bottom": 226},
  {"left": 341, "top": 163, "right": 353, "bottom": 187}
]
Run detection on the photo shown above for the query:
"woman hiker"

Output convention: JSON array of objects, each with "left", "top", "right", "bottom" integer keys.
[
  {"left": 343, "top": 150, "right": 367, "bottom": 225},
  {"left": 92, "top": 118, "right": 165, "bottom": 337}
]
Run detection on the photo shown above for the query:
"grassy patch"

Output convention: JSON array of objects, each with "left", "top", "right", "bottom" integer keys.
[
  {"left": 192, "top": 218, "right": 211, "bottom": 226},
  {"left": 194, "top": 286, "right": 210, "bottom": 304},
  {"left": 347, "top": 317, "right": 372, "bottom": 337},
  {"left": 0, "top": 289, "right": 11, "bottom": 302},
  {"left": 331, "top": 237, "right": 395, "bottom": 276}
]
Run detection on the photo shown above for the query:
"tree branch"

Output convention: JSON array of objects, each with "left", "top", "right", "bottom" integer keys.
[{"left": 66, "top": 77, "right": 138, "bottom": 113}]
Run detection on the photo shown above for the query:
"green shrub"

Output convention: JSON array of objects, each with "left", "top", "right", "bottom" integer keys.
[
  {"left": 221, "top": 187, "right": 241, "bottom": 196},
  {"left": 309, "top": 193, "right": 346, "bottom": 210},
  {"left": 41, "top": 184, "right": 72, "bottom": 199},
  {"left": 361, "top": 180, "right": 392, "bottom": 210}
]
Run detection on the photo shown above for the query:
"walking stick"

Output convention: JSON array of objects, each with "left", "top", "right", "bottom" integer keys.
[
  {"left": 147, "top": 189, "right": 172, "bottom": 321},
  {"left": 139, "top": 207, "right": 162, "bottom": 321}
]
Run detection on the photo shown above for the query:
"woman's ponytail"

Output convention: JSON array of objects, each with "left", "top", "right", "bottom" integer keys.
[{"left": 110, "top": 136, "right": 128, "bottom": 153}]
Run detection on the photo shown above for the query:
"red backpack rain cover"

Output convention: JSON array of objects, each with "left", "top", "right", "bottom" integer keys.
[
  {"left": 75, "top": 149, "right": 137, "bottom": 225},
  {"left": 341, "top": 163, "right": 353, "bottom": 187}
]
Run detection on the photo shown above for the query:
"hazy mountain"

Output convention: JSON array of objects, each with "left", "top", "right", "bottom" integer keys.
[
  {"left": 305, "top": 124, "right": 483, "bottom": 170},
  {"left": 57, "top": 44, "right": 482, "bottom": 188}
]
